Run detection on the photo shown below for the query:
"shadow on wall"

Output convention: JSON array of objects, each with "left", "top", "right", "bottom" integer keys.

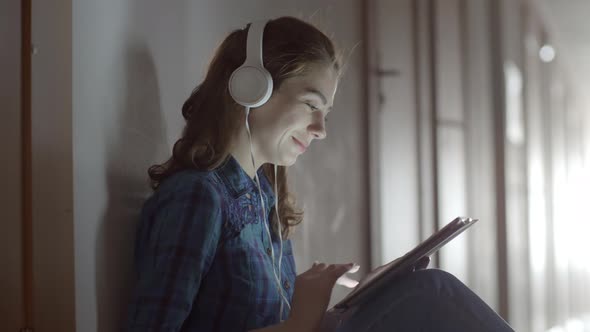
[{"left": 95, "top": 43, "right": 168, "bottom": 331}]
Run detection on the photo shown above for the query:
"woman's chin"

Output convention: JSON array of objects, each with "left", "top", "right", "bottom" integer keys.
[{"left": 276, "top": 154, "right": 298, "bottom": 167}]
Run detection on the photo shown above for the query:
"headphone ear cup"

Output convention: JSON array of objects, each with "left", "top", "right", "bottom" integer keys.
[{"left": 229, "top": 65, "right": 273, "bottom": 108}]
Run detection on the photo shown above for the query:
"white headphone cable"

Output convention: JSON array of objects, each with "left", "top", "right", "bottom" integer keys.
[
  {"left": 244, "top": 106, "right": 290, "bottom": 321},
  {"left": 274, "top": 163, "right": 290, "bottom": 315}
]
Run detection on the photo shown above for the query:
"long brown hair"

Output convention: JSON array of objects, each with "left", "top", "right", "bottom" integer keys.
[{"left": 148, "top": 17, "right": 342, "bottom": 238}]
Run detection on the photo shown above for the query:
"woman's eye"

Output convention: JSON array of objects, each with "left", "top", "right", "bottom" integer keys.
[
  {"left": 305, "top": 102, "right": 318, "bottom": 111},
  {"left": 305, "top": 102, "right": 327, "bottom": 123}
]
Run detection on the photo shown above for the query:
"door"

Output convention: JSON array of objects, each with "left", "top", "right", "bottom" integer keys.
[{"left": 0, "top": 1, "right": 26, "bottom": 330}]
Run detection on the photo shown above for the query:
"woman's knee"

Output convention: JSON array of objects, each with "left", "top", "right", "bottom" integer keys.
[
  {"left": 413, "top": 268, "right": 460, "bottom": 283},
  {"left": 398, "top": 268, "right": 467, "bottom": 297}
]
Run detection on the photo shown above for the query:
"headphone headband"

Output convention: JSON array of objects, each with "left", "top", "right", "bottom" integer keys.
[{"left": 245, "top": 21, "right": 266, "bottom": 67}]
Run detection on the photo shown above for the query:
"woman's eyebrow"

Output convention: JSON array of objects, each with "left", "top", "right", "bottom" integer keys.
[
  {"left": 302, "top": 87, "right": 327, "bottom": 105},
  {"left": 302, "top": 87, "right": 333, "bottom": 112}
]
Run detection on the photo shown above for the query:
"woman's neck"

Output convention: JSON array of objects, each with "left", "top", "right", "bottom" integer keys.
[{"left": 229, "top": 128, "right": 264, "bottom": 180}]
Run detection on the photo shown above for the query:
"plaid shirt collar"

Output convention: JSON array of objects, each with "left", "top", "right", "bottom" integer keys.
[{"left": 216, "top": 154, "right": 276, "bottom": 207}]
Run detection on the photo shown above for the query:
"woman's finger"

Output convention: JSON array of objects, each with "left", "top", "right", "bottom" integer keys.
[
  {"left": 312, "top": 261, "right": 327, "bottom": 270},
  {"left": 414, "top": 256, "right": 431, "bottom": 271},
  {"left": 328, "top": 263, "right": 355, "bottom": 280},
  {"left": 347, "top": 264, "right": 360, "bottom": 274},
  {"left": 336, "top": 274, "right": 359, "bottom": 288}
]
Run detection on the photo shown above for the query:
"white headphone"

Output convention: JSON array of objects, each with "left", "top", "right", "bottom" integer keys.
[
  {"left": 229, "top": 21, "right": 273, "bottom": 108},
  {"left": 228, "top": 20, "right": 290, "bottom": 322}
]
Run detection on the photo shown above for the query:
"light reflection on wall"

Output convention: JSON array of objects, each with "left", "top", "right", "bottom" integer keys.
[
  {"left": 504, "top": 61, "right": 525, "bottom": 146},
  {"left": 562, "top": 166, "right": 590, "bottom": 268},
  {"left": 529, "top": 159, "right": 548, "bottom": 273}
]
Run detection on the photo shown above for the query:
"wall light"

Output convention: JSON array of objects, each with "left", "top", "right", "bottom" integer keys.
[{"left": 539, "top": 44, "right": 556, "bottom": 63}]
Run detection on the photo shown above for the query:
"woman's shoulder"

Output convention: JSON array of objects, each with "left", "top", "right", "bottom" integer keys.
[{"left": 154, "top": 168, "right": 226, "bottom": 201}]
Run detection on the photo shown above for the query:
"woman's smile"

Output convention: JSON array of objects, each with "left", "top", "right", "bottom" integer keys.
[{"left": 292, "top": 136, "right": 308, "bottom": 153}]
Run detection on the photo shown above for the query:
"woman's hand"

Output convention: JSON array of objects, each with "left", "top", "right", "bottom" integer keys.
[
  {"left": 352, "top": 256, "right": 431, "bottom": 293},
  {"left": 285, "top": 262, "right": 357, "bottom": 332}
]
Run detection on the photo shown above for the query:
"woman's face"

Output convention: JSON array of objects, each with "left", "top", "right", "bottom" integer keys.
[{"left": 249, "top": 63, "right": 339, "bottom": 166}]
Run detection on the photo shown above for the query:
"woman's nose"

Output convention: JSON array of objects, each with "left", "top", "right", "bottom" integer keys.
[{"left": 308, "top": 115, "right": 327, "bottom": 139}]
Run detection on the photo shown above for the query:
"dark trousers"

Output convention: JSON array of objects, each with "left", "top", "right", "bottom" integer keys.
[{"left": 325, "top": 269, "right": 514, "bottom": 332}]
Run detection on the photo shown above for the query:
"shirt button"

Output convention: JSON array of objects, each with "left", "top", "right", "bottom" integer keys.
[
  {"left": 245, "top": 193, "right": 251, "bottom": 199},
  {"left": 284, "top": 280, "right": 291, "bottom": 290},
  {"left": 266, "top": 247, "right": 272, "bottom": 256},
  {"left": 248, "top": 204, "right": 252, "bottom": 211}
]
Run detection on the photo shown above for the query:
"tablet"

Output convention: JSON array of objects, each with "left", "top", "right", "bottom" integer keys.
[{"left": 333, "top": 216, "right": 479, "bottom": 310}]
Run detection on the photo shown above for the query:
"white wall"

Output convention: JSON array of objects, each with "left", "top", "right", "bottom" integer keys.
[{"left": 72, "top": 1, "right": 366, "bottom": 330}]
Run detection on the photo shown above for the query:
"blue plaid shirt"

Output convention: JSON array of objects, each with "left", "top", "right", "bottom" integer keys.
[{"left": 127, "top": 156, "right": 297, "bottom": 331}]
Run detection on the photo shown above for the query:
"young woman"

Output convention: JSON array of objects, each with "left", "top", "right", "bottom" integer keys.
[{"left": 126, "top": 16, "right": 514, "bottom": 332}]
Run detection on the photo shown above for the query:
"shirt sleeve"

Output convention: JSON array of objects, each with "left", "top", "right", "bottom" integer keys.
[{"left": 127, "top": 177, "right": 223, "bottom": 331}]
